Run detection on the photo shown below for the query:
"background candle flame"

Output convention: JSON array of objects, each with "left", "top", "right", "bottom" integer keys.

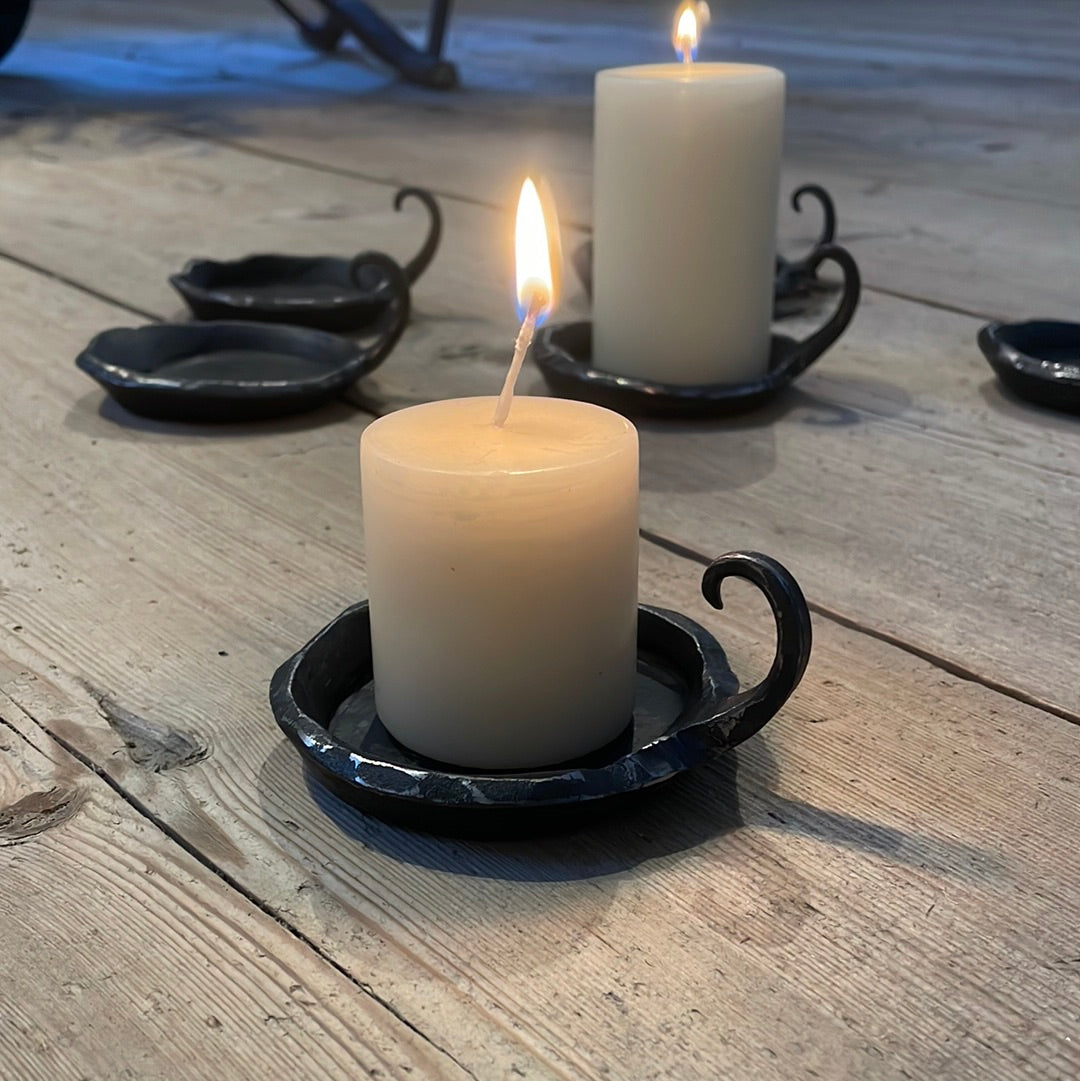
[
  {"left": 515, "top": 177, "right": 554, "bottom": 319},
  {"left": 673, "top": 1, "right": 709, "bottom": 62}
]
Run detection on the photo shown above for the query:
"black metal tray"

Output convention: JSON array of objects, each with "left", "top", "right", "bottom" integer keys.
[
  {"left": 170, "top": 188, "right": 439, "bottom": 331},
  {"left": 535, "top": 246, "right": 860, "bottom": 419},
  {"left": 270, "top": 551, "right": 812, "bottom": 837},
  {"left": 978, "top": 320, "right": 1080, "bottom": 414},
  {"left": 77, "top": 258, "right": 409, "bottom": 422}
]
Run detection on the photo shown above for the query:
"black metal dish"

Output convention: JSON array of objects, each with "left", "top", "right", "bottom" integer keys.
[
  {"left": 572, "top": 184, "right": 841, "bottom": 321},
  {"left": 536, "top": 245, "right": 860, "bottom": 419},
  {"left": 77, "top": 256, "right": 410, "bottom": 422},
  {"left": 977, "top": 320, "right": 1080, "bottom": 414},
  {"left": 270, "top": 551, "right": 812, "bottom": 837},
  {"left": 170, "top": 187, "right": 439, "bottom": 331}
]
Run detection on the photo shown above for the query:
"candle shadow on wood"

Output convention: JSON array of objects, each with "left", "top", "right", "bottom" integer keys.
[
  {"left": 62, "top": 389, "right": 363, "bottom": 443},
  {"left": 281, "top": 740, "right": 749, "bottom": 879},
  {"left": 256, "top": 730, "right": 1002, "bottom": 889},
  {"left": 639, "top": 423, "right": 778, "bottom": 494},
  {"left": 636, "top": 375, "right": 912, "bottom": 495}
]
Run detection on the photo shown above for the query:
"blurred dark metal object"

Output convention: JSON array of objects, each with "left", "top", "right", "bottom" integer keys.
[
  {"left": 268, "top": 0, "right": 458, "bottom": 89},
  {"left": 0, "top": 1, "right": 31, "bottom": 63}
]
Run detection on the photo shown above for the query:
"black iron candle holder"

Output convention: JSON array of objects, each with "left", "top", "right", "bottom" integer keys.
[
  {"left": 978, "top": 320, "right": 1080, "bottom": 414},
  {"left": 270, "top": 551, "right": 812, "bottom": 838},
  {"left": 170, "top": 188, "right": 440, "bottom": 332},
  {"left": 572, "top": 184, "right": 842, "bottom": 322},
  {"left": 76, "top": 255, "right": 411, "bottom": 422},
  {"left": 535, "top": 245, "right": 860, "bottom": 419},
  {"left": 774, "top": 184, "right": 839, "bottom": 319}
]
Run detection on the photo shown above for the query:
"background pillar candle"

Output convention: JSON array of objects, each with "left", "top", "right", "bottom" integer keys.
[
  {"left": 592, "top": 63, "right": 785, "bottom": 385},
  {"left": 360, "top": 396, "right": 639, "bottom": 770}
]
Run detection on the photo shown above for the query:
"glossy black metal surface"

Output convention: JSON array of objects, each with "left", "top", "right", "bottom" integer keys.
[
  {"left": 269, "top": 552, "right": 812, "bottom": 837},
  {"left": 535, "top": 245, "right": 861, "bottom": 419},
  {"left": 170, "top": 188, "right": 439, "bottom": 331},
  {"left": 978, "top": 320, "right": 1080, "bottom": 414},
  {"left": 77, "top": 256, "right": 410, "bottom": 422},
  {"left": 573, "top": 184, "right": 841, "bottom": 321}
]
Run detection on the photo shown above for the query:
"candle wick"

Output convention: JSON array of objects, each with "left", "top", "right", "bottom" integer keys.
[{"left": 492, "top": 292, "right": 543, "bottom": 427}]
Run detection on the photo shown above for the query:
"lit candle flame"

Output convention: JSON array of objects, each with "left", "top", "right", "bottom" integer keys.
[
  {"left": 673, "top": 1, "right": 709, "bottom": 63},
  {"left": 514, "top": 177, "right": 554, "bottom": 318},
  {"left": 495, "top": 177, "right": 559, "bottom": 427}
]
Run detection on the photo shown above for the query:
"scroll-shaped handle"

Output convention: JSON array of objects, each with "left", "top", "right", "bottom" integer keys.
[
  {"left": 768, "top": 244, "right": 861, "bottom": 388},
  {"left": 700, "top": 551, "right": 812, "bottom": 747},
  {"left": 791, "top": 183, "right": 836, "bottom": 248},
  {"left": 351, "top": 252, "right": 411, "bottom": 376},
  {"left": 349, "top": 188, "right": 441, "bottom": 294},
  {"left": 393, "top": 187, "right": 442, "bottom": 283}
]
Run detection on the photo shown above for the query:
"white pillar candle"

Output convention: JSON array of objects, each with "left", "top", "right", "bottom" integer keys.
[
  {"left": 592, "top": 62, "right": 785, "bottom": 385},
  {"left": 360, "top": 396, "right": 639, "bottom": 769}
]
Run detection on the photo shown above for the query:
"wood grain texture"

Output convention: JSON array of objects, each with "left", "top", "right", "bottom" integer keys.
[
  {"left": 0, "top": 679, "right": 473, "bottom": 1081},
  {"left": 0, "top": 5, "right": 1077, "bottom": 1075},
  {"left": 6, "top": 0, "right": 1076, "bottom": 318},
  {"left": 0, "top": 259, "right": 1077, "bottom": 1079},
  {"left": 0, "top": 123, "right": 1075, "bottom": 713}
]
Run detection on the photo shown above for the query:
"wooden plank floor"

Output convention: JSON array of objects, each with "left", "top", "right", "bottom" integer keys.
[
  {"left": 3, "top": 124, "right": 1072, "bottom": 714},
  {"left": 0, "top": 681, "right": 471, "bottom": 1080},
  {"left": 1, "top": 2, "right": 1078, "bottom": 1078}
]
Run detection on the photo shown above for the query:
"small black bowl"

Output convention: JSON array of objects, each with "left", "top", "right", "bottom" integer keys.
[
  {"left": 170, "top": 187, "right": 439, "bottom": 331},
  {"left": 978, "top": 320, "right": 1080, "bottom": 414},
  {"left": 536, "top": 245, "right": 860, "bottom": 419},
  {"left": 78, "top": 256, "right": 410, "bottom": 422},
  {"left": 269, "top": 551, "right": 812, "bottom": 837}
]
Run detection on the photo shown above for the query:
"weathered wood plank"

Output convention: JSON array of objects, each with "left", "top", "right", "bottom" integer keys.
[
  {"left": 0, "top": 259, "right": 1078, "bottom": 1079},
  {"left": 0, "top": 127, "right": 1075, "bottom": 714},
  {"left": 0, "top": 677, "right": 472, "bottom": 1081},
  {"left": 4, "top": 0, "right": 1078, "bottom": 319},
  {"left": 0, "top": 263, "right": 575, "bottom": 1079}
]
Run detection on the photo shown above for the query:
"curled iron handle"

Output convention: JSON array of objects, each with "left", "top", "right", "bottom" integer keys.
[
  {"left": 700, "top": 551, "right": 812, "bottom": 748},
  {"left": 791, "top": 184, "right": 836, "bottom": 248},
  {"left": 393, "top": 187, "right": 442, "bottom": 283},
  {"left": 349, "top": 189, "right": 440, "bottom": 293},
  {"left": 770, "top": 244, "right": 861, "bottom": 387},
  {"left": 352, "top": 252, "right": 411, "bottom": 374}
]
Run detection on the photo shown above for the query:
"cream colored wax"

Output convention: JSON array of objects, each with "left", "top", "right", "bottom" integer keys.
[
  {"left": 360, "top": 396, "right": 639, "bottom": 769},
  {"left": 593, "top": 63, "right": 785, "bottom": 385}
]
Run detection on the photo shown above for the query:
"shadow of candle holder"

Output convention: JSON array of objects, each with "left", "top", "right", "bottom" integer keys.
[{"left": 258, "top": 726, "right": 1004, "bottom": 890}]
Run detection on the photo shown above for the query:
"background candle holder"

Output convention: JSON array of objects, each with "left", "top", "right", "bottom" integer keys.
[
  {"left": 76, "top": 254, "right": 411, "bottom": 422},
  {"left": 572, "top": 184, "right": 841, "bottom": 321},
  {"left": 978, "top": 320, "right": 1080, "bottom": 414},
  {"left": 170, "top": 187, "right": 440, "bottom": 332},
  {"left": 270, "top": 550, "right": 812, "bottom": 838},
  {"left": 536, "top": 245, "right": 860, "bottom": 419},
  {"left": 773, "top": 184, "right": 839, "bottom": 319}
]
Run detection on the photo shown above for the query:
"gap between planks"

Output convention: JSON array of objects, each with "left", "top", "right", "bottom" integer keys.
[
  {"left": 0, "top": 246, "right": 376, "bottom": 414},
  {"left": 0, "top": 246, "right": 163, "bottom": 324},
  {"left": 641, "top": 527, "right": 1080, "bottom": 729},
  {"left": 162, "top": 124, "right": 1005, "bottom": 324},
  {"left": 4, "top": 678, "right": 482, "bottom": 1081},
  {"left": 0, "top": 201, "right": 1064, "bottom": 732}
]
